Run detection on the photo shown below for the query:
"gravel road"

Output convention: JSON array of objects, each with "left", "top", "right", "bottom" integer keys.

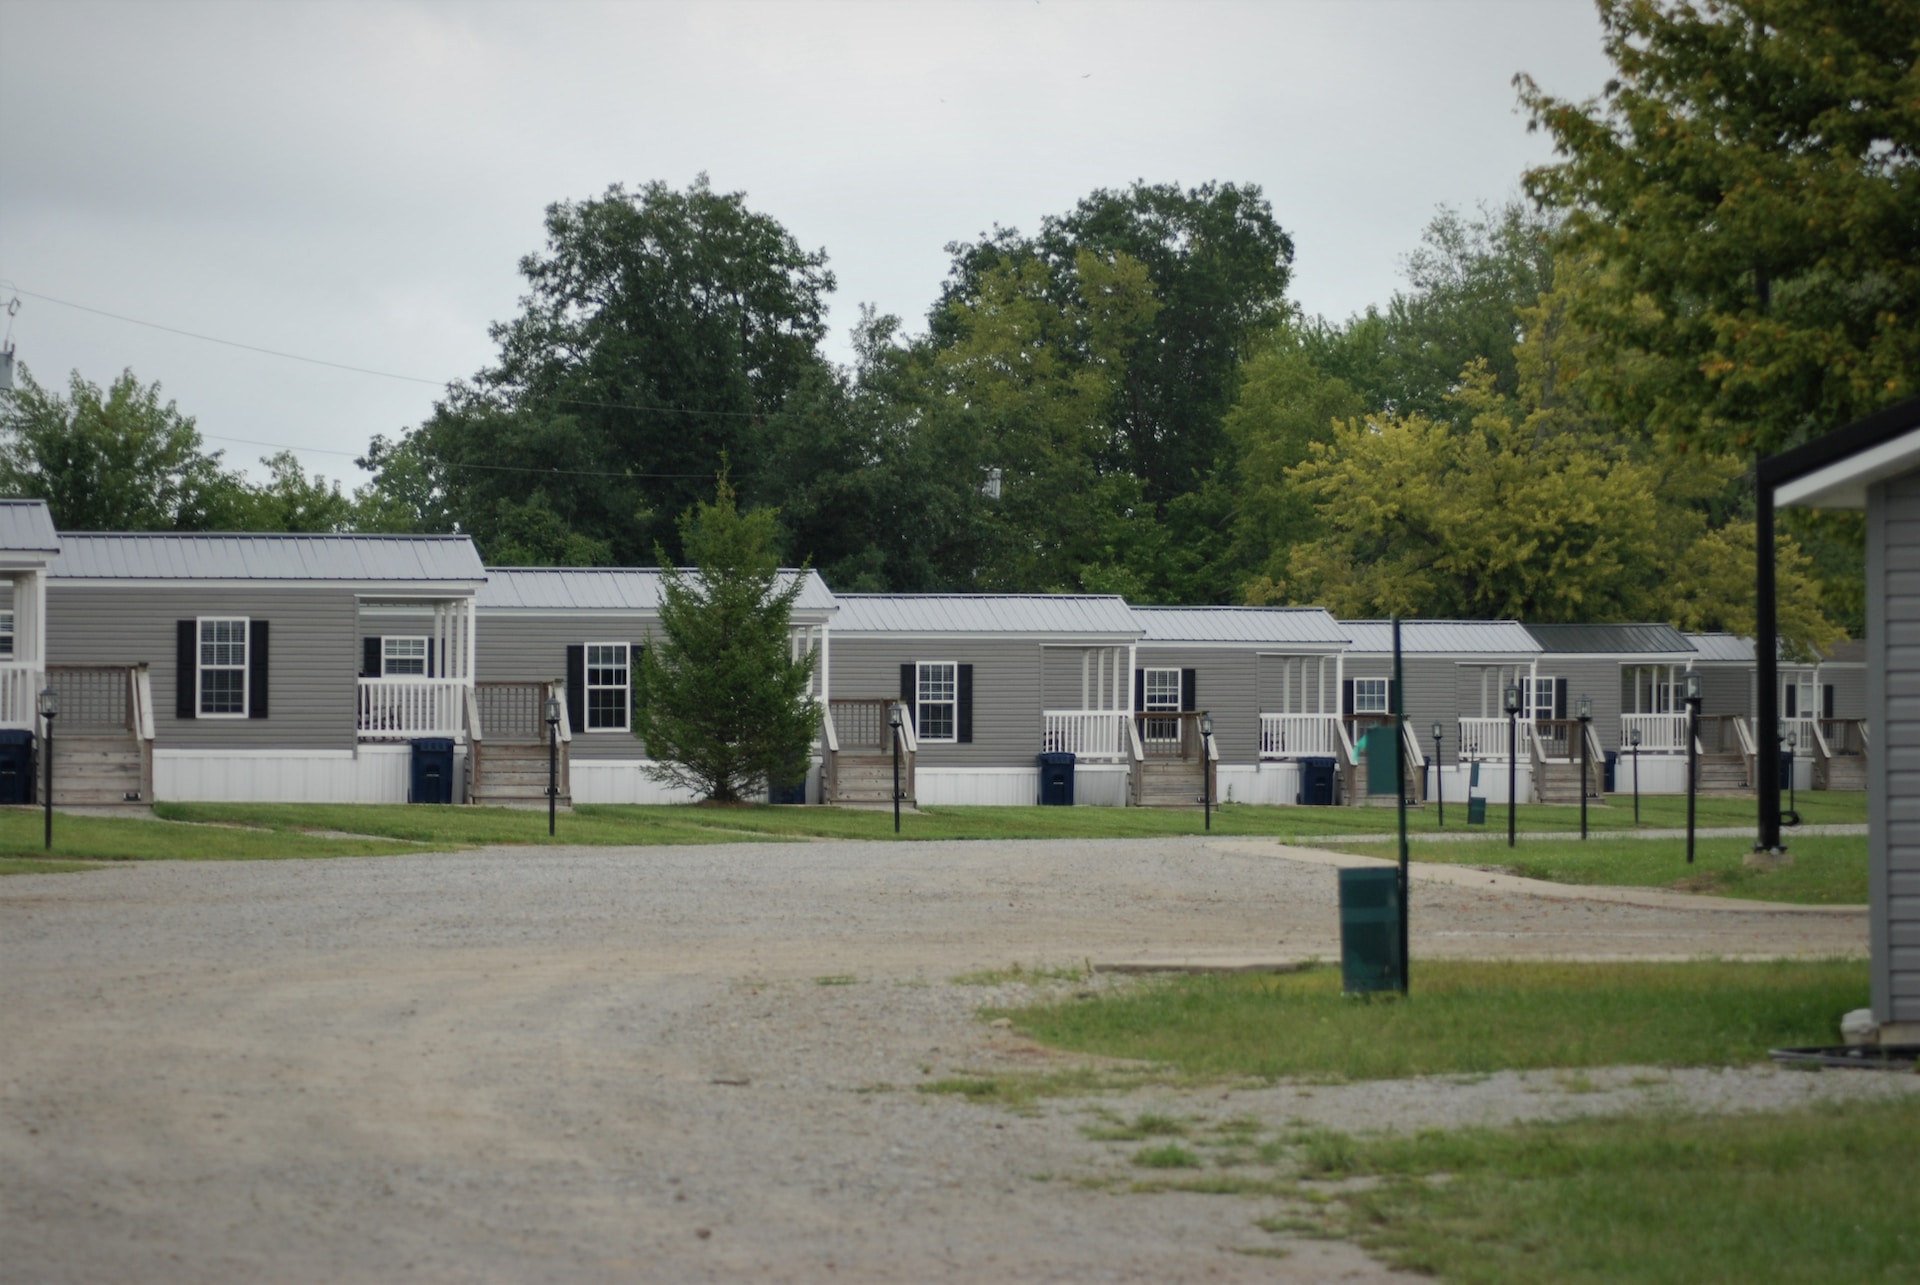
[{"left": 0, "top": 837, "right": 1899, "bottom": 1283}]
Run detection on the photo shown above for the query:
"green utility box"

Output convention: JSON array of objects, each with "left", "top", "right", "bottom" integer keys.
[
  {"left": 1338, "top": 867, "right": 1403, "bottom": 995},
  {"left": 1467, "top": 797, "right": 1488, "bottom": 825},
  {"left": 1364, "top": 726, "right": 1401, "bottom": 796}
]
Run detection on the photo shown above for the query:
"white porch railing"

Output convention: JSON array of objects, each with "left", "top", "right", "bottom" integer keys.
[
  {"left": 1620, "top": 713, "right": 1690, "bottom": 754},
  {"left": 358, "top": 678, "right": 468, "bottom": 740},
  {"left": 1043, "top": 710, "right": 1131, "bottom": 760},
  {"left": 1458, "top": 717, "right": 1532, "bottom": 761},
  {"left": 0, "top": 662, "right": 44, "bottom": 729},
  {"left": 1785, "top": 716, "right": 1821, "bottom": 755},
  {"left": 1259, "top": 713, "right": 1343, "bottom": 759}
]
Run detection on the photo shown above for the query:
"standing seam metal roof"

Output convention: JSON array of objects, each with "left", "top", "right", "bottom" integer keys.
[
  {"left": 1339, "top": 620, "right": 1542, "bottom": 655},
  {"left": 833, "top": 594, "right": 1141, "bottom": 636},
  {"left": 477, "top": 567, "right": 836, "bottom": 612},
  {"left": 1132, "top": 606, "right": 1349, "bottom": 645},
  {"left": 48, "top": 533, "right": 486, "bottom": 582},
  {"left": 0, "top": 500, "right": 60, "bottom": 554},
  {"left": 1525, "top": 622, "right": 1693, "bottom": 654},
  {"left": 1684, "top": 633, "right": 1757, "bottom": 663}
]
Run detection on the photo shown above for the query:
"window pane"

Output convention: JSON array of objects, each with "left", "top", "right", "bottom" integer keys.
[
  {"left": 202, "top": 668, "right": 245, "bottom": 716},
  {"left": 384, "top": 637, "right": 427, "bottom": 676},
  {"left": 919, "top": 703, "right": 954, "bottom": 740},
  {"left": 1144, "top": 669, "right": 1181, "bottom": 711},
  {"left": 1354, "top": 679, "right": 1388, "bottom": 713},
  {"left": 918, "top": 663, "right": 955, "bottom": 704}
]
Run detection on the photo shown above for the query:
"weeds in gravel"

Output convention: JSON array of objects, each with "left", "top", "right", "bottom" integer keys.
[
  {"left": 813, "top": 974, "right": 859, "bottom": 986},
  {"left": 916, "top": 1066, "right": 1168, "bottom": 1108},
  {"left": 950, "top": 961, "right": 1093, "bottom": 986},
  {"left": 1080, "top": 1110, "right": 1190, "bottom": 1141},
  {"left": 990, "top": 959, "right": 1866, "bottom": 1081},
  {"left": 1131, "top": 1143, "right": 1202, "bottom": 1169}
]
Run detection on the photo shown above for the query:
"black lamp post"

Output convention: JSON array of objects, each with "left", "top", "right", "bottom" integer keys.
[
  {"left": 1431, "top": 721, "right": 1444, "bottom": 828},
  {"left": 1199, "top": 712, "right": 1214, "bottom": 830},
  {"left": 1503, "top": 682, "right": 1521, "bottom": 848},
  {"left": 1784, "top": 727, "right": 1800, "bottom": 826},
  {"left": 544, "top": 694, "right": 560, "bottom": 837},
  {"left": 38, "top": 686, "right": 56, "bottom": 850},
  {"left": 1683, "top": 670, "right": 1702, "bottom": 864},
  {"left": 1575, "top": 694, "right": 1593, "bottom": 840},
  {"left": 1628, "top": 727, "right": 1642, "bottom": 825},
  {"left": 888, "top": 701, "right": 904, "bottom": 834}
]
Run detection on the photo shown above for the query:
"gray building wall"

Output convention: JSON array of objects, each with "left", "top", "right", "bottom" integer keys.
[
  {"left": 1869, "top": 473, "right": 1920, "bottom": 1025},
  {"left": 51, "top": 584, "right": 360, "bottom": 750},
  {"left": 1827, "top": 667, "right": 1868, "bottom": 720},
  {"left": 1341, "top": 657, "right": 1474, "bottom": 755},
  {"left": 1134, "top": 645, "right": 1262, "bottom": 764},
  {"left": 830, "top": 635, "right": 1043, "bottom": 767}
]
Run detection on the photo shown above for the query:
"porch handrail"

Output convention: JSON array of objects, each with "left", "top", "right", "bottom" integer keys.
[
  {"left": 464, "top": 685, "right": 484, "bottom": 744},
  {"left": 1335, "top": 718, "right": 1358, "bottom": 766},
  {"left": 1400, "top": 719, "right": 1427, "bottom": 771},
  {"left": 357, "top": 676, "right": 466, "bottom": 740},
  {"left": 1126, "top": 715, "right": 1145, "bottom": 762},
  {"left": 821, "top": 705, "right": 839, "bottom": 754},
  {"left": 551, "top": 681, "right": 572, "bottom": 743},
  {"left": 1042, "top": 709, "right": 1131, "bottom": 759},
  {"left": 1584, "top": 721, "right": 1607, "bottom": 796},
  {"left": 898, "top": 703, "right": 918, "bottom": 755},
  {"left": 1619, "top": 712, "right": 1691, "bottom": 754},
  {"left": 1259, "top": 712, "right": 1343, "bottom": 759},
  {"left": 1458, "top": 716, "right": 1530, "bottom": 761}
]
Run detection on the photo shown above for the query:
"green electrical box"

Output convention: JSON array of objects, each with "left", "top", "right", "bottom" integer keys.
[
  {"left": 1338, "top": 867, "right": 1403, "bottom": 994},
  {"left": 1467, "top": 796, "right": 1488, "bottom": 825},
  {"left": 1364, "top": 726, "right": 1401, "bottom": 796}
]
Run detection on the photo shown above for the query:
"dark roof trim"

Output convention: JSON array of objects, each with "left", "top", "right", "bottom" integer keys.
[{"left": 1756, "top": 393, "right": 1920, "bottom": 487}]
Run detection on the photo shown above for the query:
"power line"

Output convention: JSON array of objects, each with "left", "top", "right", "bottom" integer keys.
[{"left": 4, "top": 283, "right": 781, "bottom": 420}]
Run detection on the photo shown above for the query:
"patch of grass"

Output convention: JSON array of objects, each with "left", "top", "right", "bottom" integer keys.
[
  {"left": 0, "top": 808, "right": 416, "bottom": 864},
  {"left": 1081, "top": 1111, "right": 1190, "bottom": 1142},
  {"left": 991, "top": 959, "right": 1866, "bottom": 1081},
  {"left": 915, "top": 1065, "right": 1166, "bottom": 1107},
  {"left": 0, "top": 856, "right": 108, "bottom": 875},
  {"left": 1131, "top": 1173, "right": 1297, "bottom": 1196},
  {"left": 1329, "top": 834, "right": 1867, "bottom": 905},
  {"left": 813, "top": 974, "right": 859, "bottom": 986},
  {"left": 1325, "top": 1098, "right": 1920, "bottom": 1283},
  {"left": 951, "top": 961, "right": 1093, "bottom": 986},
  {"left": 1131, "top": 1143, "right": 1203, "bottom": 1169},
  {"left": 146, "top": 792, "right": 1865, "bottom": 852}
]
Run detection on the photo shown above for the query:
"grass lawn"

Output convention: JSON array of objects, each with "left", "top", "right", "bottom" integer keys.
[
  {"left": 990, "top": 960, "right": 1865, "bottom": 1082},
  {"left": 1322, "top": 1098, "right": 1920, "bottom": 1283},
  {"left": 1331, "top": 834, "right": 1868, "bottom": 905},
  {"left": 0, "top": 806, "right": 417, "bottom": 872}
]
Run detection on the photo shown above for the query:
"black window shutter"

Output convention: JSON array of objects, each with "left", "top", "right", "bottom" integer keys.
[
  {"left": 956, "top": 664, "right": 973, "bottom": 743},
  {"left": 176, "top": 620, "right": 197, "bottom": 719},
  {"left": 1341, "top": 679, "right": 1354, "bottom": 716},
  {"left": 1785, "top": 684, "right": 1798, "bottom": 717},
  {"left": 1554, "top": 678, "right": 1568, "bottom": 721},
  {"left": 1134, "top": 668, "right": 1145, "bottom": 713},
  {"left": 427, "top": 638, "right": 437, "bottom": 678},
  {"left": 632, "top": 643, "right": 644, "bottom": 723},
  {"left": 1389, "top": 679, "right": 1401, "bottom": 716},
  {"left": 566, "top": 645, "right": 586, "bottom": 730},
  {"left": 899, "top": 664, "right": 917, "bottom": 723},
  {"left": 247, "top": 620, "right": 269, "bottom": 719},
  {"left": 1181, "top": 668, "right": 1197, "bottom": 712},
  {"left": 362, "top": 636, "right": 382, "bottom": 678},
  {"left": 1823, "top": 685, "right": 1835, "bottom": 719}
]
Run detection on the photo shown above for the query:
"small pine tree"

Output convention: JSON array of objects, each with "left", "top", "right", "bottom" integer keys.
[{"left": 633, "top": 475, "right": 818, "bottom": 803}]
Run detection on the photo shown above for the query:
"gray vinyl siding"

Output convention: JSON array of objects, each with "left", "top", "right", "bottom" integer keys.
[
  {"left": 1696, "top": 666, "right": 1756, "bottom": 720},
  {"left": 49, "top": 584, "right": 358, "bottom": 750},
  {"left": 467, "top": 611, "right": 656, "bottom": 761},
  {"left": 1827, "top": 668, "right": 1868, "bottom": 720},
  {"left": 1870, "top": 474, "right": 1920, "bottom": 1024},
  {"left": 1342, "top": 657, "right": 1469, "bottom": 752},
  {"left": 1135, "top": 646, "right": 1261, "bottom": 764},
  {"left": 829, "top": 636, "right": 1041, "bottom": 766}
]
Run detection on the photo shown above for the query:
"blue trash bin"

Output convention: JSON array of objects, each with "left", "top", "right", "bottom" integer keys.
[
  {"left": 410, "top": 737, "right": 456, "bottom": 805},
  {"left": 768, "top": 772, "right": 808, "bottom": 805},
  {"left": 0, "top": 729, "right": 34, "bottom": 804},
  {"left": 1037, "top": 751, "right": 1076, "bottom": 806},
  {"left": 1780, "top": 749, "right": 1795, "bottom": 792},
  {"left": 1296, "top": 756, "right": 1337, "bottom": 806}
]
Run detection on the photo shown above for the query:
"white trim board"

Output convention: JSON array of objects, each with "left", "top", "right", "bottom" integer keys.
[{"left": 1776, "top": 424, "right": 1920, "bottom": 510}]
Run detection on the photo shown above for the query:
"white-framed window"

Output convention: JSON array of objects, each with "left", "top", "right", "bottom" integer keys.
[
  {"left": 585, "top": 643, "right": 631, "bottom": 731},
  {"left": 916, "top": 661, "right": 957, "bottom": 742},
  {"left": 1352, "top": 677, "right": 1389, "bottom": 715},
  {"left": 198, "top": 617, "right": 249, "bottom": 717},
  {"left": 1521, "top": 677, "right": 1557, "bottom": 722},
  {"left": 382, "top": 636, "right": 428, "bottom": 677},
  {"left": 1143, "top": 666, "right": 1183, "bottom": 740},
  {"left": 0, "top": 610, "right": 13, "bottom": 660}
]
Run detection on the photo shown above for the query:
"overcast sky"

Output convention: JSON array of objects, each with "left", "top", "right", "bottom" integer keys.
[{"left": 0, "top": 0, "right": 1611, "bottom": 489}]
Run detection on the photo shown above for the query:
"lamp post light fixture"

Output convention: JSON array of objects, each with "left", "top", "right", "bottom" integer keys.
[
  {"left": 1575, "top": 694, "right": 1593, "bottom": 841},
  {"left": 1628, "top": 727, "right": 1642, "bottom": 826},
  {"left": 1199, "top": 712, "right": 1215, "bottom": 831},
  {"left": 544, "top": 695, "right": 561, "bottom": 837},
  {"left": 37, "top": 686, "right": 56, "bottom": 850},
  {"left": 1431, "top": 721, "right": 1445, "bottom": 828},
  {"left": 888, "top": 702, "right": 905, "bottom": 834},
  {"left": 1683, "top": 670, "right": 1703, "bottom": 864},
  {"left": 1785, "top": 728, "right": 1800, "bottom": 826},
  {"left": 1503, "top": 682, "right": 1522, "bottom": 848}
]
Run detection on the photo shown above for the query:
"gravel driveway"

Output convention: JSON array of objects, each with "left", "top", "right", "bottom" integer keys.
[{"left": 0, "top": 837, "right": 1897, "bottom": 1283}]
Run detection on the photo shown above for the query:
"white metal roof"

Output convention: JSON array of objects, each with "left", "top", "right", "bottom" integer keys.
[
  {"left": 1775, "top": 421, "right": 1920, "bottom": 509},
  {"left": 1339, "top": 620, "right": 1542, "bottom": 655},
  {"left": 478, "top": 567, "right": 836, "bottom": 613},
  {"left": 1133, "top": 606, "right": 1348, "bottom": 646},
  {"left": 49, "top": 533, "right": 486, "bottom": 584},
  {"left": 1685, "top": 633, "right": 1757, "bottom": 663},
  {"left": 0, "top": 500, "right": 59, "bottom": 554},
  {"left": 833, "top": 594, "right": 1141, "bottom": 637}
]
